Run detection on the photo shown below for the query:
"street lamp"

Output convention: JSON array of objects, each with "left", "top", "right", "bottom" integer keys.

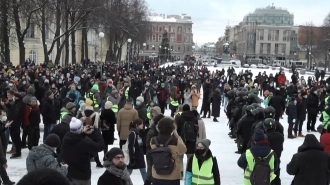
[
  {"left": 165, "top": 47, "right": 167, "bottom": 61},
  {"left": 243, "top": 53, "right": 246, "bottom": 64},
  {"left": 127, "top": 38, "right": 132, "bottom": 70},
  {"left": 143, "top": 43, "right": 146, "bottom": 61},
  {"left": 282, "top": 53, "right": 284, "bottom": 66},
  {"left": 192, "top": 45, "right": 195, "bottom": 53},
  {"left": 152, "top": 45, "right": 155, "bottom": 50},
  {"left": 99, "top": 32, "right": 105, "bottom": 76}
]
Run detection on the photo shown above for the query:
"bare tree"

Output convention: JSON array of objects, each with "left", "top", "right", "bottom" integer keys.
[{"left": 0, "top": 0, "right": 11, "bottom": 64}]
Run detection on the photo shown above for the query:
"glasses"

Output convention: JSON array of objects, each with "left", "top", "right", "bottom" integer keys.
[{"left": 114, "top": 156, "right": 125, "bottom": 160}]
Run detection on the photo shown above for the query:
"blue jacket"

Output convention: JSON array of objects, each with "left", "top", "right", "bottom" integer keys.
[{"left": 237, "top": 142, "right": 279, "bottom": 172}]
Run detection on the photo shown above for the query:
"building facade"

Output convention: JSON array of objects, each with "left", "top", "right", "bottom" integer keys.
[
  {"left": 142, "top": 14, "right": 194, "bottom": 61},
  {"left": 201, "top": 42, "right": 216, "bottom": 56},
  {"left": 220, "top": 5, "right": 299, "bottom": 62}
]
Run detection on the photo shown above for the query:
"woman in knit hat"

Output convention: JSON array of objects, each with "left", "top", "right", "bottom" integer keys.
[
  {"left": 100, "top": 101, "right": 117, "bottom": 160},
  {"left": 185, "top": 139, "right": 220, "bottom": 185}
]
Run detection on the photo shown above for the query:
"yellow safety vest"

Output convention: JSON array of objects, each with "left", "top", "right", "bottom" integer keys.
[
  {"left": 170, "top": 97, "right": 179, "bottom": 107},
  {"left": 59, "top": 112, "right": 68, "bottom": 123},
  {"left": 147, "top": 112, "right": 151, "bottom": 119},
  {"left": 192, "top": 155, "right": 215, "bottom": 185},
  {"left": 244, "top": 149, "right": 276, "bottom": 185},
  {"left": 125, "top": 87, "right": 130, "bottom": 99},
  {"left": 112, "top": 104, "right": 118, "bottom": 113},
  {"left": 88, "top": 92, "right": 99, "bottom": 108},
  {"left": 177, "top": 111, "right": 182, "bottom": 116}
]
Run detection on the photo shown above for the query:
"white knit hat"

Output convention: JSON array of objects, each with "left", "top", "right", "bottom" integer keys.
[
  {"left": 105, "top": 101, "right": 113, "bottom": 109},
  {"left": 69, "top": 117, "right": 83, "bottom": 134},
  {"left": 136, "top": 96, "right": 144, "bottom": 103}
]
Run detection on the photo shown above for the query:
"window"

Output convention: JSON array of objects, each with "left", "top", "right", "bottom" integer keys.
[
  {"left": 268, "top": 31, "right": 271, "bottom": 40},
  {"left": 152, "top": 35, "right": 155, "bottom": 41},
  {"left": 159, "top": 27, "right": 162, "bottom": 32},
  {"left": 158, "top": 35, "right": 162, "bottom": 42},
  {"left": 146, "top": 45, "right": 149, "bottom": 50},
  {"left": 178, "top": 46, "right": 181, "bottom": 51},
  {"left": 267, "top": 43, "right": 271, "bottom": 54},
  {"left": 283, "top": 31, "right": 287, "bottom": 41},
  {"left": 29, "top": 50, "right": 37, "bottom": 64},
  {"left": 257, "top": 29, "right": 264, "bottom": 40},
  {"left": 153, "top": 27, "right": 157, "bottom": 32},
  {"left": 275, "top": 30, "right": 279, "bottom": 41},
  {"left": 275, "top": 44, "right": 279, "bottom": 54},
  {"left": 260, "top": 43, "right": 264, "bottom": 54},
  {"left": 282, "top": 44, "right": 286, "bottom": 54},
  {"left": 26, "top": 23, "right": 35, "bottom": 38}
]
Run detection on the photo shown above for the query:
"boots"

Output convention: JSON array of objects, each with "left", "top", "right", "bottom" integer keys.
[
  {"left": 287, "top": 125, "right": 295, "bottom": 139},
  {"left": 7, "top": 148, "right": 16, "bottom": 154},
  {"left": 298, "top": 132, "right": 305, "bottom": 137},
  {"left": 213, "top": 117, "right": 218, "bottom": 122}
]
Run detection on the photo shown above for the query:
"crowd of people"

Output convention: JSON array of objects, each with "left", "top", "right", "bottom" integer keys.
[{"left": 0, "top": 61, "right": 330, "bottom": 185}]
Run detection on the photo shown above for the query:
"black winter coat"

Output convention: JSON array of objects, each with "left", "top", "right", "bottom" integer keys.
[
  {"left": 146, "top": 114, "right": 164, "bottom": 153},
  {"left": 265, "top": 130, "right": 284, "bottom": 159},
  {"left": 287, "top": 134, "right": 330, "bottom": 185},
  {"left": 307, "top": 94, "right": 319, "bottom": 115},
  {"left": 186, "top": 150, "right": 221, "bottom": 185},
  {"left": 136, "top": 103, "right": 147, "bottom": 123},
  {"left": 8, "top": 98, "right": 25, "bottom": 127},
  {"left": 98, "top": 170, "right": 126, "bottom": 185},
  {"left": 286, "top": 102, "right": 297, "bottom": 125},
  {"left": 127, "top": 129, "right": 146, "bottom": 169},
  {"left": 41, "top": 98, "right": 59, "bottom": 124},
  {"left": 175, "top": 111, "right": 198, "bottom": 154},
  {"left": 60, "top": 132, "right": 104, "bottom": 180},
  {"left": 50, "top": 123, "right": 70, "bottom": 154},
  {"left": 269, "top": 93, "right": 286, "bottom": 116},
  {"left": 237, "top": 114, "right": 255, "bottom": 144},
  {"left": 100, "top": 109, "right": 116, "bottom": 145},
  {"left": 296, "top": 98, "right": 307, "bottom": 121},
  {"left": 211, "top": 91, "right": 221, "bottom": 117}
]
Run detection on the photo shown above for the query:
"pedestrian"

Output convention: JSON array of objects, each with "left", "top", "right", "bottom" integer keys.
[
  {"left": 100, "top": 101, "right": 117, "bottom": 160},
  {"left": 23, "top": 97, "right": 41, "bottom": 150},
  {"left": 17, "top": 168, "right": 71, "bottom": 185}
]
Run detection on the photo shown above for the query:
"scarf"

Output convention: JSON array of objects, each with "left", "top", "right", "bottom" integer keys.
[{"left": 106, "top": 164, "right": 133, "bottom": 185}]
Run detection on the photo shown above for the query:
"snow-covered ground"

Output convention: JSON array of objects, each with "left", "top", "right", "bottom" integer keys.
[{"left": 6, "top": 66, "right": 322, "bottom": 184}]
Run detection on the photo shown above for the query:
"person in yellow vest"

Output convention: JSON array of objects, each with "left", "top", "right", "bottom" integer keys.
[
  {"left": 174, "top": 105, "right": 183, "bottom": 120},
  {"left": 169, "top": 86, "right": 179, "bottom": 117},
  {"left": 123, "top": 81, "right": 130, "bottom": 100},
  {"left": 237, "top": 129, "right": 278, "bottom": 185},
  {"left": 87, "top": 84, "right": 101, "bottom": 112},
  {"left": 59, "top": 102, "right": 76, "bottom": 124},
  {"left": 185, "top": 139, "right": 220, "bottom": 185}
]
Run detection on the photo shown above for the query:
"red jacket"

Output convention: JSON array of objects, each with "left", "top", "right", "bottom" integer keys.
[
  {"left": 320, "top": 133, "right": 330, "bottom": 153},
  {"left": 278, "top": 74, "right": 286, "bottom": 85},
  {"left": 157, "top": 88, "right": 168, "bottom": 102}
]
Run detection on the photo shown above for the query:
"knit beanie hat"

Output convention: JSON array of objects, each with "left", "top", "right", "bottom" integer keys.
[
  {"left": 253, "top": 129, "right": 266, "bottom": 142},
  {"left": 85, "top": 98, "right": 93, "bottom": 106},
  {"left": 79, "top": 103, "right": 86, "bottom": 111},
  {"left": 106, "top": 147, "right": 124, "bottom": 162},
  {"left": 105, "top": 101, "right": 113, "bottom": 109},
  {"left": 182, "top": 104, "right": 190, "bottom": 111},
  {"left": 44, "top": 134, "right": 61, "bottom": 148},
  {"left": 197, "top": 139, "right": 211, "bottom": 150},
  {"left": 66, "top": 102, "right": 76, "bottom": 110},
  {"left": 136, "top": 96, "right": 144, "bottom": 103},
  {"left": 69, "top": 117, "right": 83, "bottom": 133},
  {"left": 30, "top": 96, "right": 38, "bottom": 102},
  {"left": 92, "top": 84, "right": 99, "bottom": 91}
]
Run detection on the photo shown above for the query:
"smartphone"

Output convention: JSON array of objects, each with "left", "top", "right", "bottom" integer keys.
[{"left": 89, "top": 125, "right": 95, "bottom": 130}]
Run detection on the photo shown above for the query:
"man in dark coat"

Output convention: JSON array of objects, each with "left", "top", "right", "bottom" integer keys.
[
  {"left": 98, "top": 148, "right": 133, "bottom": 185},
  {"left": 236, "top": 105, "right": 256, "bottom": 154},
  {"left": 306, "top": 88, "right": 319, "bottom": 132},
  {"left": 287, "top": 134, "right": 330, "bottom": 185},
  {"left": 41, "top": 91, "right": 60, "bottom": 140},
  {"left": 295, "top": 92, "right": 307, "bottom": 137},
  {"left": 268, "top": 90, "right": 286, "bottom": 122},
  {"left": 60, "top": 117, "right": 104, "bottom": 185},
  {"left": 201, "top": 80, "right": 212, "bottom": 118},
  {"left": 211, "top": 88, "right": 221, "bottom": 122}
]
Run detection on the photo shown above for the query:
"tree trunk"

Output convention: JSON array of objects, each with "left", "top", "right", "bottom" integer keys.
[
  {"left": 84, "top": 28, "right": 88, "bottom": 61},
  {"left": 41, "top": 1, "right": 50, "bottom": 64},
  {"left": 65, "top": 9, "right": 69, "bottom": 65},
  {"left": 71, "top": 30, "right": 76, "bottom": 64},
  {"left": 81, "top": 27, "right": 84, "bottom": 62},
  {"left": 1, "top": 0, "right": 10, "bottom": 64},
  {"left": 54, "top": 0, "right": 62, "bottom": 65}
]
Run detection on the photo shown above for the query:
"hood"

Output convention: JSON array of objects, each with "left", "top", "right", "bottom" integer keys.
[
  {"left": 181, "top": 111, "right": 196, "bottom": 122},
  {"left": 29, "top": 144, "right": 54, "bottom": 160},
  {"left": 124, "top": 104, "right": 133, "bottom": 110},
  {"left": 250, "top": 143, "right": 272, "bottom": 158},
  {"left": 60, "top": 107, "right": 70, "bottom": 113},
  {"left": 298, "top": 134, "right": 324, "bottom": 152},
  {"left": 27, "top": 87, "right": 36, "bottom": 95}
]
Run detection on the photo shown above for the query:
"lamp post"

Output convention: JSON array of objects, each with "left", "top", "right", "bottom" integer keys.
[
  {"left": 159, "top": 46, "right": 162, "bottom": 61},
  {"left": 98, "top": 32, "right": 105, "bottom": 76},
  {"left": 243, "top": 53, "right": 246, "bottom": 64},
  {"left": 294, "top": 53, "right": 296, "bottom": 61},
  {"left": 152, "top": 45, "right": 155, "bottom": 50},
  {"left": 127, "top": 38, "right": 132, "bottom": 70},
  {"left": 143, "top": 43, "right": 146, "bottom": 61},
  {"left": 165, "top": 47, "right": 167, "bottom": 61},
  {"left": 281, "top": 53, "right": 284, "bottom": 66},
  {"left": 309, "top": 52, "right": 311, "bottom": 70}
]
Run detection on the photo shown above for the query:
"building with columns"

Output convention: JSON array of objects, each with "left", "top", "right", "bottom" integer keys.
[{"left": 141, "top": 13, "right": 194, "bottom": 61}]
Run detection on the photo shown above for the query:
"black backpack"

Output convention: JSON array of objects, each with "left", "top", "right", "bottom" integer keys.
[
  {"left": 149, "top": 137, "right": 175, "bottom": 175},
  {"left": 182, "top": 121, "right": 198, "bottom": 142},
  {"left": 250, "top": 151, "right": 274, "bottom": 185}
]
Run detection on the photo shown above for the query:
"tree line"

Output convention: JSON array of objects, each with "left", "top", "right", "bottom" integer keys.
[{"left": 0, "top": 0, "right": 151, "bottom": 65}]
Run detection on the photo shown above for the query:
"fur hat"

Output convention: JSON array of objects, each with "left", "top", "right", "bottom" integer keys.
[
  {"left": 69, "top": 117, "right": 83, "bottom": 133},
  {"left": 136, "top": 96, "right": 144, "bottom": 103}
]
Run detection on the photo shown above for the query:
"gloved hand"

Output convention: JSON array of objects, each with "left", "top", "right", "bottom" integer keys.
[
  {"left": 130, "top": 156, "right": 135, "bottom": 165},
  {"left": 293, "top": 119, "right": 296, "bottom": 123}
]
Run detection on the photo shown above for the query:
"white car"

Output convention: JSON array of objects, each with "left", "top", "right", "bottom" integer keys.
[
  {"left": 250, "top": 64, "right": 257, "bottom": 68},
  {"left": 243, "top": 64, "right": 250, "bottom": 68}
]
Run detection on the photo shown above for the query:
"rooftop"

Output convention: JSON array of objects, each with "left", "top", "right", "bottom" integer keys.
[
  {"left": 148, "top": 13, "right": 193, "bottom": 23},
  {"left": 244, "top": 5, "right": 293, "bottom": 18}
]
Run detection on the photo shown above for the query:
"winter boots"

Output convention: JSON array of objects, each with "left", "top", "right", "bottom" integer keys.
[{"left": 288, "top": 125, "right": 295, "bottom": 139}]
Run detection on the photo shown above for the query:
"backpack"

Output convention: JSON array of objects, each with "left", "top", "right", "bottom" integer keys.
[
  {"left": 182, "top": 121, "right": 198, "bottom": 142},
  {"left": 249, "top": 150, "right": 274, "bottom": 185},
  {"left": 81, "top": 111, "right": 96, "bottom": 126},
  {"left": 122, "top": 131, "right": 136, "bottom": 165},
  {"left": 149, "top": 137, "right": 175, "bottom": 175}
]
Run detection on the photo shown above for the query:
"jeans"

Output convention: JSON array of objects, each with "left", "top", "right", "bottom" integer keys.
[
  {"left": 127, "top": 168, "right": 147, "bottom": 182},
  {"left": 294, "top": 120, "right": 304, "bottom": 134},
  {"left": 43, "top": 123, "right": 56, "bottom": 141},
  {"left": 223, "top": 97, "right": 229, "bottom": 112}
]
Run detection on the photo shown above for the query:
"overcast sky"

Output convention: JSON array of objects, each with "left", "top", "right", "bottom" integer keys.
[{"left": 145, "top": 0, "right": 329, "bottom": 46}]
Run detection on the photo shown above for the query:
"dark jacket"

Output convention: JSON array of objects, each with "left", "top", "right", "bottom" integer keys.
[
  {"left": 287, "top": 134, "right": 330, "bottom": 185},
  {"left": 265, "top": 130, "right": 284, "bottom": 159},
  {"left": 41, "top": 98, "right": 59, "bottom": 124},
  {"left": 50, "top": 123, "right": 70, "bottom": 155},
  {"left": 60, "top": 132, "right": 104, "bottom": 180},
  {"left": 307, "top": 93, "right": 319, "bottom": 114},
  {"left": 136, "top": 103, "right": 147, "bottom": 123},
  {"left": 175, "top": 111, "right": 198, "bottom": 154},
  {"left": 146, "top": 114, "right": 164, "bottom": 153},
  {"left": 268, "top": 90, "right": 286, "bottom": 116},
  {"left": 237, "top": 113, "right": 256, "bottom": 147},
  {"left": 100, "top": 108, "right": 117, "bottom": 145},
  {"left": 127, "top": 129, "right": 146, "bottom": 169},
  {"left": 97, "top": 165, "right": 127, "bottom": 185},
  {"left": 286, "top": 101, "right": 297, "bottom": 125},
  {"left": 186, "top": 150, "right": 221, "bottom": 185},
  {"left": 296, "top": 97, "right": 307, "bottom": 121},
  {"left": 8, "top": 98, "right": 25, "bottom": 127},
  {"left": 212, "top": 91, "right": 221, "bottom": 117}
]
